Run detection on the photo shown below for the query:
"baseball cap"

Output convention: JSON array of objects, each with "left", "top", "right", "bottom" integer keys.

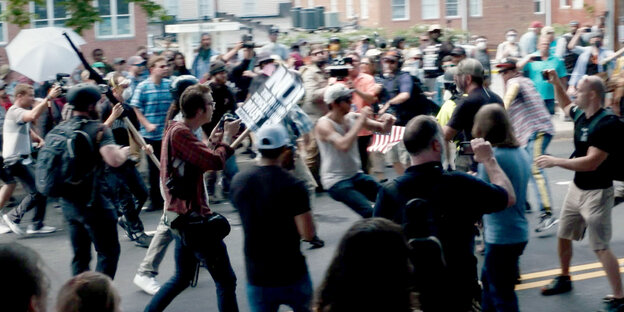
[
  {"left": 324, "top": 84, "right": 354, "bottom": 104},
  {"left": 457, "top": 58, "right": 484, "bottom": 78},
  {"left": 113, "top": 57, "right": 126, "bottom": 65},
  {"left": 428, "top": 24, "right": 442, "bottom": 32},
  {"left": 569, "top": 20, "right": 580, "bottom": 26},
  {"left": 541, "top": 26, "right": 555, "bottom": 35},
  {"left": 383, "top": 49, "right": 403, "bottom": 62},
  {"left": 495, "top": 58, "right": 517, "bottom": 71},
  {"left": 209, "top": 60, "right": 227, "bottom": 75},
  {"left": 450, "top": 47, "right": 466, "bottom": 56},
  {"left": 443, "top": 67, "right": 457, "bottom": 83},
  {"left": 269, "top": 27, "right": 279, "bottom": 35},
  {"left": 128, "top": 55, "right": 146, "bottom": 66},
  {"left": 256, "top": 51, "right": 274, "bottom": 65},
  {"left": 531, "top": 21, "right": 544, "bottom": 29},
  {"left": 256, "top": 124, "right": 289, "bottom": 150},
  {"left": 0, "top": 64, "right": 10, "bottom": 80}
]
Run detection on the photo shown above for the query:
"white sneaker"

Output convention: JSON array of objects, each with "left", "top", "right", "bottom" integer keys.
[
  {"left": 134, "top": 274, "right": 161, "bottom": 295},
  {"left": 26, "top": 225, "right": 57, "bottom": 234},
  {"left": 0, "top": 222, "right": 11, "bottom": 234},
  {"left": 3, "top": 214, "right": 23, "bottom": 235}
]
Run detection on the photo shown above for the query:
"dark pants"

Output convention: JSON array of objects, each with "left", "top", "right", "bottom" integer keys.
[
  {"left": 327, "top": 173, "right": 379, "bottom": 218},
  {"left": 113, "top": 160, "right": 148, "bottom": 235},
  {"left": 206, "top": 155, "right": 239, "bottom": 196},
  {"left": 246, "top": 273, "right": 312, "bottom": 312},
  {"left": 145, "top": 139, "right": 163, "bottom": 210},
  {"left": 5, "top": 162, "right": 46, "bottom": 227},
  {"left": 145, "top": 233, "right": 239, "bottom": 312},
  {"left": 544, "top": 99, "right": 555, "bottom": 115},
  {"left": 357, "top": 135, "right": 372, "bottom": 174},
  {"left": 60, "top": 197, "right": 120, "bottom": 279},
  {"left": 481, "top": 242, "right": 527, "bottom": 312}
]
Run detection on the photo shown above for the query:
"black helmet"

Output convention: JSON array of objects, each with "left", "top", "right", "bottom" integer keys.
[
  {"left": 66, "top": 83, "right": 101, "bottom": 112},
  {"left": 170, "top": 75, "right": 199, "bottom": 102}
]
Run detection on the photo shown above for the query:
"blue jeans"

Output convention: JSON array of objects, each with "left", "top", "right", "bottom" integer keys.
[
  {"left": 328, "top": 173, "right": 379, "bottom": 218},
  {"left": 144, "top": 234, "right": 239, "bottom": 312},
  {"left": 544, "top": 99, "right": 555, "bottom": 115},
  {"left": 247, "top": 273, "right": 312, "bottom": 312},
  {"left": 5, "top": 162, "right": 46, "bottom": 227},
  {"left": 481, "top": 242, "right": 527, "bottom": 312},
  {"left": 525, "top": 132, "right": 553, "bottom": 214}
]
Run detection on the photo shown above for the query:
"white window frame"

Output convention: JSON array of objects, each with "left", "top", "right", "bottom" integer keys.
[
  {"left": 242, "top": 0, "right": 256, "bottom": 16},
  {"left": 30, "top": 0, "right": 69, "bottom": 28},
  {"left": 391, "top": 0, "right": 409, "bottom": 21},
  {"left": 469, "top": 0, "right": 482, "bottom": 17},
  {"left": 0, "top": 2, "right": 8, "bottom": 45},
  {"left": 572, "top": 0, "right": 583, "bottom": 9},
  {"left": 560, "top": 0, "right": 570, "bottom": 8},
  {"left": 198, "top": 0, "right": 215, "bottom": 18},
  {"left": 445, "top": 0, "right": 459, "bottom": 18},
  {"left": 534, "top": 0, "right": 545, "bottom": 14},
  {"left": 94, "top": 0, "right": 135, "bottom": 39},
  {"left": 330, "top": 0, "right": 337, "bottom": 12},
  {"left": 422, "top": 0, "right": 440, "bottom": 20},
  {"left": 346, "top": 0, "right": 354, "bottom": 18},
  {"left": 164, "top": 0, "right": 178, "bottom": 17},
  {"left": 360, "top": 0, "right": 369, "bottom": 19}
]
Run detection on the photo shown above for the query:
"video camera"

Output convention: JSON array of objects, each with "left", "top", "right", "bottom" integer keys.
[
  {"left": 55, "top": 73, "right": 72, "bottom": 95},
  {"left": 242, "top": 34, "right": 255, "bottom": 49},
  {"left": 326, "top": 57, "right": 353, "bottom": 81}
]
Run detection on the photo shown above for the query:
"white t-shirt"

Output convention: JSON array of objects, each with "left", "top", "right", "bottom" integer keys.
[{"left": 3, "top": 105, "right": 32, "bottom": 165}]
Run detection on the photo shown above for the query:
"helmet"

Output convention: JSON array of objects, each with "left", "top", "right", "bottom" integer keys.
[
  {"left": 170, "top": 75, "right": 199, "bottom": 101},
  {"left": 66, "top": 83, "right": 101, "bottom": 112}
]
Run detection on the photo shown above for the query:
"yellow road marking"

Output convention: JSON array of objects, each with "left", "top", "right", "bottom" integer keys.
[
  {"left": 520, "top": 258, "right": 624, "bottom": 281},
  {"left": 516, "top": 267, "right": 624, "bottom": 291}
]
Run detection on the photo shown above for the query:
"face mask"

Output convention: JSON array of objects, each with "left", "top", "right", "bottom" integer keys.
[
  {"left": 594, "top": 40, "right": 602, "bottom": 48},
  {"left": 506, "top": 35, "right": 516, "bottom": 43},
  {"left": 262, "top": 63, "right": 276, "bottom": 76},
  {"left": 477, "top": 42, "right": 487, "bottom": 50}
]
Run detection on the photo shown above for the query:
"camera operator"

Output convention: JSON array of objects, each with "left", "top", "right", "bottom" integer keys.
[{"left": 230, "top": 36, "right": 257, "bottom": 103}]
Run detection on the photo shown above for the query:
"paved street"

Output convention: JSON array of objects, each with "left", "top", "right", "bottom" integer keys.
[{"left": 1, "top": 137, "right": 623, "bottom": 311}]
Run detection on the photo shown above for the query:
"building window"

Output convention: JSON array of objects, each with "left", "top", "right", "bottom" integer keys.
[
  {"left": 346, "top": 0, "right": 354, "bottom": 18},
  {"left": 95, "top": 0, "right": 133, "bottom": 38},
  {"left": 164, "top": 0, "right": 178, "bottom": 17},
  {"left": 330, "top": 0, "right": 337, "bottom": 12},
  {"left": 572, "top": 0, "right": 583, "bottom": 9},
  {"left": 560, "top": 0, "right": 570, "bottom": 7},
  {"left": 360, "top": 0, "right": 369, "bottom": 19},
  {"left": 31, "top": 0, "right": 69, "bottom": 28},
  {"left": 469, "top": 0, "right": 482, "bottom": 16},
  {"left": 242, "top": 0, "right": 256, "bottom": 16},
  {"left": 422, "top": 0, "right": 439, "bottom": 20},
  {"left": 198, "top": 0, "right": 214, "bottom": 18},
  {"left": 0, "top": 3, "right": 7, "bottom": 44},
  {"left": 392, "top": 0, "right": 408, "bottom": 20},
  {"left": 446, "top": 0, "right": 459, "bottom": 17},
  {"left": 534, "top": 0, "right": 544, "bottom": 14}
]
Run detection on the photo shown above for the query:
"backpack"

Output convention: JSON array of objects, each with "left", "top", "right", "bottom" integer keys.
[
  {"left": 390, "top": 72, "right": 440, "bottom": 125},
  {"left": 35, "top": 119, "right": 101, "bottom": 197},
  {"left": 572, "top": 108, "right": 624, "bottom": 181}
]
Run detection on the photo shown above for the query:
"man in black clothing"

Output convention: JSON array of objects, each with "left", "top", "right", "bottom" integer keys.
[
  {"left": 443, "top": 58, "right": 503, "bottom": 172},
  {"left": 230, "top": 124, "right": 317, "bottom": 312},
  {"left": 374, "top": 115, "right": 516, "bottom": 311}
]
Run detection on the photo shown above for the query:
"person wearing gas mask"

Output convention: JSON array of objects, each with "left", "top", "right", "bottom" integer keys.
[
  {"left": 496, "top": 29, "right": 521, "bottom": 63},
  {"left": 567, "top": 32, "right": 614, "bottom": 94},
  {"left": 474, "top": 36, "right": 491, "bottom": 86}
]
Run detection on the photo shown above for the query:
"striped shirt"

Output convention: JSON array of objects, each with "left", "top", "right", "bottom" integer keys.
[
  {"left": 506, "top": 75, "right": 554, "bottom": 146},
  {"left": 130, "top": 77, "right": 173, "bottom": 140}
]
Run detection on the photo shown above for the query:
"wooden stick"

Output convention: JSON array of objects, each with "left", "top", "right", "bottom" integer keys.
[
  {"left": 230, "top": 128, "right": 251, "bottom": 149},
  {"left": 123, "top": 117, "right": 160, "bottom": 168}
]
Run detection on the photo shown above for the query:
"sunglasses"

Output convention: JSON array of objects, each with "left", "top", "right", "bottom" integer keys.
[
  {"left": 383, "top": 59, "right": 397, "bottom": 64},
  {"left": 442, "top": 64, "right": 456, "bottom": 68},
  {"left": 158, "top": 64, "right": 170, "bottom": 69}
]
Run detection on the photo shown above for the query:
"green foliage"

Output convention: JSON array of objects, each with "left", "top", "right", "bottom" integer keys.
[{"left": 1, "top": 0, "right": 170, "bottom": 34}]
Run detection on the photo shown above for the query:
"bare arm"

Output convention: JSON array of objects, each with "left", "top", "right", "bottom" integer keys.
[
  {"left": 22, "top": 86, "right": 61, "bottom": 123},
  {"left": 220, "top": 43, "right": 242, "bottom": 63},
  {"left": 99, "top": 145, "right": 130, "bottom": 168},
  {"left": 133, "top": 107, "right": 156, "bottom": 132},
  {"left": 536, "top": 146, "right": 608, "bottom": 172},
  {"left": 545, "top": 69, "right": 573, "bottom": 117},
  {"left": 567, "top": 28, "right": 586, "bottom": 50},
  {"left": 315, "top": 115, "right": 365, "bottom": 153},
  {"left": 471, "top": 138, "right": 516, "bottom": 207},
  {"left": 378, "top": 92, "right": 410, "bottom": 114},
  {"left": 103, "top": 103, "right": 123, "bottom": 128},
  {"left": 443, "top": 125, "right": 458, "bottom": 142},
  {"left": 294, "top": 211, "right": 315, "bottom": 241}
]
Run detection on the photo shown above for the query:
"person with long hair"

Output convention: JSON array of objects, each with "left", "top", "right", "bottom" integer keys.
[
  {"left": 315, "top": 218, "right": 412, "bottom": 312},
  {"left": 172, "top": 52, "right": 191, "bottom": 77},
  {"left": 472, "top": 104, "right": 530, "bottom": 312}
]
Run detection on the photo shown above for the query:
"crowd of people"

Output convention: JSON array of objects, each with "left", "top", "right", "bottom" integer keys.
[{"left": 0, "top": 16, "right": 624, "bottom": 312}]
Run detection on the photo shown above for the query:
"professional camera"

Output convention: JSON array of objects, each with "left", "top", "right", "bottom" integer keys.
[
  {"left": 55, "top": 73, "right": 72, "bottom": 95},
  {"left": 242, "top": 34, "right": 255, "bottom": 49},
  {"left": 326, "top": 57, "right": 353, "bottom": 81}
]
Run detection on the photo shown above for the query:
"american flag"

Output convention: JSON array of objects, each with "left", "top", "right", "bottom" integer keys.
[{"left": 367, "top": 126, "right": 406, "bottom": 154}]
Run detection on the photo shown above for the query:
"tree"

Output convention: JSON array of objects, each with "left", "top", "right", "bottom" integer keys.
[{"left": 2, "top": 0, "right": 170, "bottom": 34}]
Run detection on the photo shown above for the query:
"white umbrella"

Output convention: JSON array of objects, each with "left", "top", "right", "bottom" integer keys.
[{"left": 6, "top": 27, "right": 86, "bottom": 82}]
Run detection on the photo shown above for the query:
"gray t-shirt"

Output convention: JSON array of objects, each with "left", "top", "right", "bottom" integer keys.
[
  {"left": 317, "top": 113, "right": 362, "bottom": 189},
  {"left": 3, "top": 106, "right": 32, "bottom": 164}
]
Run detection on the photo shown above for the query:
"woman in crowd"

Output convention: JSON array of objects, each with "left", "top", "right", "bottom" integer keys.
[
  {"left": 57, "top": 271, "right": 121, "bottom": 312},
  {"left": 472, "top": 104, "right": 530, "bottom": 312},
  {"left": 315, "top": 218, "right": 413, "bottom": 312},
  {"left": 172, "top": 52, "right": 191, "bottom": 77}
]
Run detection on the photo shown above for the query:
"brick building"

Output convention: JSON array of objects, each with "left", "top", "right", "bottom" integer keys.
[
  {"left": 298, "top": 0, "right": 606, "bottom": 45},
  {"left": 0, "top": 0, "right": 149, "bottom": 73}
]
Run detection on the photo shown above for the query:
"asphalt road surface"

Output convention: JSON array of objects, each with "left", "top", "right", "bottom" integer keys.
[{"left": 0, "top": 137, "right": 621, "bottom": 312}]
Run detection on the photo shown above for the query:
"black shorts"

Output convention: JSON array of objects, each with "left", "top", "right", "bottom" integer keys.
[{"left": 0, "top": 158, "right": 16, "bottom": 184}]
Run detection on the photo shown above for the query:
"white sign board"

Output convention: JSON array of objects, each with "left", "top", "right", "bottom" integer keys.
[{"left": 235, "top": 65, "right": 305, "bottom": 132}]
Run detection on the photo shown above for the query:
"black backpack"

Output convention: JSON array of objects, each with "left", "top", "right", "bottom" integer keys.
[
  {"left": 390, "top": 72, "right": 440, "bottom": 125},
  {"left": 35, "top": 118, "right": 100, "bottom": 197}
]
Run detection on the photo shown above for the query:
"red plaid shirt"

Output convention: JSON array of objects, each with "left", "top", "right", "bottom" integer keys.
[{"left": 160, "top": 121, "right": 234, "bottom": 216}]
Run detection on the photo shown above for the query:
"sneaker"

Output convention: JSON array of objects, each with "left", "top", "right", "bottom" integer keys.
[
  {"left": 26, "top": 224, "right": 57, "bottom": 235},
  {"left": 541, "top": 275, "right": 572, "bottom": 296},
  {"left": 0, "top": 222, "right": 10, "bottom": 234},
  {"left": 134, "top": 233, "right": 153, "bottom": 248},
  {"left": 306, "top": 235, "right": 325, "bottom": 249},
  {"left": 118, "top": 216, "right": 136, "bottom": 241},
  {"left": 3, "top": 214, "right": 24, "bottom": 235},
  {"left": 134, "top": 274, "right": 161, "bottom": 295},
  {"left": 603, "top": 296, "right": 624, "bottom": 312},
  {"left": 536, "top": 213, "right": 559, "bottom": 233},
  {"left": 615, "top": 196, "right": 624, "bottom": 207}
]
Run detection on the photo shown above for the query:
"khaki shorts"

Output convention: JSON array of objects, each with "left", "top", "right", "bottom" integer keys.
[
  {"left": 385, "top": 141, "right": 410, "bottom": 167},
  {"left": 369, "top": 151, "right": 386, "bottom": 174},
  {"left": 557, "top": 182, "right": 614, "bottom": 251}
]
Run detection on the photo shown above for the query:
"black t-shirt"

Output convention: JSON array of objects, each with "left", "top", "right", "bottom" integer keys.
[
  {"left": 204, "top": 82, "right": 236, "bottom": 134},
  {"left": 571, "top": 106, "right": 622, "bottom": 190},
  {"left": 374, "top": 162, "right": 508, "bottom": 310},
  {"left": 230, "top": 165, "right": 310, "bottom": 286},
  {"left": 98, "top": 101, "right": 140, "bottom": 147},
  {"left": 447, "top": 87, "right": 503, "bottom": 141}
]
